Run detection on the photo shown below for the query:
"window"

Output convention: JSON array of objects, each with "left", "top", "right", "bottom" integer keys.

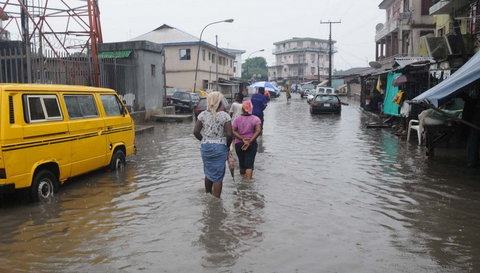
[
  {"left": 179, "top": 49, "right": 191, "bottom": 60},
  {"left": 64, "top": 95, "right": 98, "bottom": 119},
  {"left": 24, "top": 95, "right": 63, "bottom": 123},
  {"left": 151, "top": 64, "right": 156, "bottom": 77},
  {"left": 208, "top": 52, "right": 211, "bottom": 60},
  {"left": 181, "top": 93, "right": 190, "bottom": 100},
  {"left": 202, "top": 49, "right": 206, "bottom": 61},
  {"left": 311, "top": 67, "right": 316, "bottom": 75},
  {"left": 101, "top": 95, "right": 123, "bottom": 116},
  {"left": 212, "top": 54, "right": 215, "bottom": 63},
  {"left": 203, "top": 80, "right": 209, "bottom": 89}
]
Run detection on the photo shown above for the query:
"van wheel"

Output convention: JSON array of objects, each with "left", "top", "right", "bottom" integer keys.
[
  {"left": 30, "top": 170, "right": 57, "bottom": 202},
  {"left": 109, "top": 149, "right": 126, "bottom": 171}
]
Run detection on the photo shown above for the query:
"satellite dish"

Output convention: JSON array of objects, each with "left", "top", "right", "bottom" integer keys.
[
  {"left": 369, "top": 61, "right": 382, "bottom": 69},
  {"left": 375, "top": 23, "right": 384, "bottom": 32}
]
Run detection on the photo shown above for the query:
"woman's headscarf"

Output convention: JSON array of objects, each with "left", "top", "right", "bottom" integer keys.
[
  {"left": 207, "top": 91, "right": 223, "bottom": 117},
  {"left": 242, "top": 100, "right": 253, "bottom": 114}
]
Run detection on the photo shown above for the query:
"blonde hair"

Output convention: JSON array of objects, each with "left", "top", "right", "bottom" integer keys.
[{"left": 207, "top": 91, "right": 223, "bottom": 117}]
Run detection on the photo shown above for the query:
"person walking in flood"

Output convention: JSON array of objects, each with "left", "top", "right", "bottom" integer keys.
[
  {"left": 229, "top": 92, "right": 244, "bottom": 121},
  {"left": 194, "top": 92, "right": 232, "bottom": 198},
  {"left": 232, "top": 100, "right": 262, "bottom": 179},
  {"left": 251, "top": 87, "right": 268, "bottom": 129},
  {"left": 285, "top": 83, "right": 292, "bottom": 102}
]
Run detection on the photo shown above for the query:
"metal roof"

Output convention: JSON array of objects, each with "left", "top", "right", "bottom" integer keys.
[
  {"left": 130, "top": 24, "right": 235, "bottom": 57},
  {"left": 274, "top": 37, "right": 332, "bottom": 45},
  {"left": 412, "top": 50, "right": 480, "bottom": 107}
]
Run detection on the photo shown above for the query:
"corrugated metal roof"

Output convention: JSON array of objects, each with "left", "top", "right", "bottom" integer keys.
[
  {"left": 130, "top": 24, "right": 199, "bottom": 44},
  {"left": 129, "top": 24, "right": 235, "bottom": 57}
]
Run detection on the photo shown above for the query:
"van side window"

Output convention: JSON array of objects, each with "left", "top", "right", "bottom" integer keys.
[
  {"left": 64, "top": 95, "right": 99, "bottom": 119},
  {"left": 100, "top": 95, "right": 123, "bottom": 116},
  {"left": 24, "top": 95, "right": 63, "bottom": 123}
]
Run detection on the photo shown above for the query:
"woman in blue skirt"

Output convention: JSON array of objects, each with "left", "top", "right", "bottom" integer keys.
[{"left": 194, "top": 92, "right": 232, "bottom": 198}]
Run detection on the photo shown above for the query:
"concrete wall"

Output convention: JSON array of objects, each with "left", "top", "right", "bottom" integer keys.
[
  {"left": 135, "top": 50, "right": 164, "bottom": 112},
  {"left": 99, "top": 41, "right": 165, "bottom": 114}
]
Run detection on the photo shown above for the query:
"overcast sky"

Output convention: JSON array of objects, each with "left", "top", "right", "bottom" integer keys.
[{"left": 100, "top": 0, "right": 384, "bottom": 70}]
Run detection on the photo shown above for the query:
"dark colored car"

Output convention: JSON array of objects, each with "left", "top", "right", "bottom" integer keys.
[
  {"left": 309, "top": 94, "right": 341, "bottom": 114},
  {"left": 194, "top": 97, "right": 230, "bottom": 119},
  {"left": 166, "top": 88, "right": 177, "bottom": 105},
  {"left": 171, "top": 91, "right": 200, "bottom": 112}
]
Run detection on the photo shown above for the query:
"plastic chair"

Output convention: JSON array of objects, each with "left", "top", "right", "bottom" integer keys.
[{"left": 407, "top": 119, "right": 422, "bottom": 145}]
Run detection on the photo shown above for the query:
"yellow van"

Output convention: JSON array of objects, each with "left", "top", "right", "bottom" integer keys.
[{"left": 0, "top": 84, "right": 135, "bottom": 201}]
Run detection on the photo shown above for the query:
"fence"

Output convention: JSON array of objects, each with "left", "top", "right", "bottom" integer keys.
[{"left": 0, "top": 47, "right": 136, "bottom": 96}]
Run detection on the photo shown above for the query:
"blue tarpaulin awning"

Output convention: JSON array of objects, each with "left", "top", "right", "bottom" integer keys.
[{"left": 411, "top": 50, "right": 480, "bottom": 107}]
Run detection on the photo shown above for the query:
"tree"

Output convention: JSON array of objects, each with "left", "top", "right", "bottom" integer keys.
[{"left": 242, "top": 57, "right": 268, "bottom": 81}]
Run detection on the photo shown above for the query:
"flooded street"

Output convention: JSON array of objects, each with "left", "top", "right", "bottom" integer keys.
[{"left": 2, "top": 94, "right": 480, "bottom": 273}]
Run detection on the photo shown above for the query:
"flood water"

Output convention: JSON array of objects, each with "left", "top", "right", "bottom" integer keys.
[{"left": 2, "top": 94, "right": 480, "bottom": 273}]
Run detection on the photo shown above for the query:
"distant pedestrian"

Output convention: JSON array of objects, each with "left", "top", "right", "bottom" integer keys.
[
  {"left": 232, "top": 100, "right": 262, "bottom": 179},
  {"left": 229, "top": 92, "right": 244, "bottom": 121},
  {"left": 286, "top": 84, "right": 292, "bottom": 102},
  {"left": 251, "top": 87, "right": 268, "bottom": 128},
  {"left": 194, "top": 92, "right": 232, "bottom": 198}
]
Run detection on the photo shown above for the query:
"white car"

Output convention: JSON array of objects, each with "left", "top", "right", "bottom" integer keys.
[{"left": 307, "top": 87, "right": 335, "bottom": 102}]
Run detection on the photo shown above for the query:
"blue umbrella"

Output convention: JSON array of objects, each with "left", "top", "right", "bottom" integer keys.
[{"left": 249, "top": 81, "right": 280, "bottom": 94}]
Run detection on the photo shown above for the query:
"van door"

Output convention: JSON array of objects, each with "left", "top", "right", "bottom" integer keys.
[
  {"left": 63, "top": 94, "right": 107, "bottom": 176},
  {"left": 99, "top": 94, "right": 134, "bottom": 162}
]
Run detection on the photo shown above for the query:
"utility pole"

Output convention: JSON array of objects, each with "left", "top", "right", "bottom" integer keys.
[
  {"left": 215, "top": 35, "right": 219, "bottom": 91},
  {"left": 320, "top": 20, "right": 341, "bottom": 87},
  {"left": 317, "top": 53, "right": 320, "bottom": 83}
]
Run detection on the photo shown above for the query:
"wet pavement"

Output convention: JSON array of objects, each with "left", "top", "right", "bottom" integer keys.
[{"left": 1, "top": 94, "right": 480, "bottom": 272}]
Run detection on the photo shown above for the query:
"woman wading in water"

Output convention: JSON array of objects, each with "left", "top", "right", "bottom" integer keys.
[
  {"left": 194, "top": 92, "right": 232, "bottom": 198},
  {"left": 232, "top": 100, "right": 262, "bottom": 179}
]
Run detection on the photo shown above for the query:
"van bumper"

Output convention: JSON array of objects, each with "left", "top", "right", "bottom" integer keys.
[{"left": 0, "top": 183, "right": 15, "bottom": 194}]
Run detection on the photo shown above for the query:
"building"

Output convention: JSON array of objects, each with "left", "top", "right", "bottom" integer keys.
[
  {"left": 130, "top": 24, "right": 236, "bottom": 91},
  {"left": 419, "top": 0, "right": 480, "bottom": 68},
  {"left": 98, "top": 41, "right": 165, "bottom": 115},
  {"left": 375, "top": 0, "right": 435, "bottom": 62},
  {"left": 268, "top": 37, "right": 334, "bottom": 83},
  {"left": 334, "top": 67, "right": 371, "bottom": 98},
  {"left": 222, "top": 48, "right": 246, "bottom": 78}
]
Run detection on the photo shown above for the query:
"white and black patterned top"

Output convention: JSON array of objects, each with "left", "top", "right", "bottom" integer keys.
[{"left": 198, "top": 110, "right": 231, "bottom": 145}]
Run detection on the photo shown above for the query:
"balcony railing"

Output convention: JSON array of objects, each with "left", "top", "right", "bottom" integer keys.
[
  {"left": 375, "top": 18, "right": 399, "bottom": 41},
  {"left": 273, "top": 47, "right": 330, "bottom": 55}
]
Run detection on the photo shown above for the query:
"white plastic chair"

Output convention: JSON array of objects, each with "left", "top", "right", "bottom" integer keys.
[{"left": 407, "top": 119, "right": 423, "bottom": 145}]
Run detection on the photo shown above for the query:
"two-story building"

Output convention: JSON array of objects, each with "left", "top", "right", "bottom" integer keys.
[
  {"left": 130, "top": 24, "right": 237, "bottom": 91},
  {"left": 222, "top": 48, "right": 246, "bottom": 78},
  {"left": 375, "top": 0, "right": 435, "bottom": 62},
  {"left": 268, "top": 37, "right": 334, "bottom": 83}
]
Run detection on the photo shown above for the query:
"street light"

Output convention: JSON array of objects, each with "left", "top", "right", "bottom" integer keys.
[
  {"left": 193, "top": 19, "right": 234, "bottom": 93},
  {"left": 245, "top": 49, "right": 264, "bottom": 80}
]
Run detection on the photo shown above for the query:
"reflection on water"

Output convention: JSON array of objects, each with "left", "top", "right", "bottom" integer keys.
[
  {"left": 1, "top": 94, "right": 480, "bottom": 272},
  {"left": 197, "top": 179, "right": 265, "bottom": 269}
]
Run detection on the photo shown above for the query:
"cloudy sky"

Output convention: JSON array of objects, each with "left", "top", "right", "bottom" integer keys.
[{"left": 100, "top": 0, "right": 384, "bottom": 70}]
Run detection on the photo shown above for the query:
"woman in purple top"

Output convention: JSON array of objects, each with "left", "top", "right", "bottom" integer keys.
[{"left": 232, "top": 100, "right": 262, "bottom": 179}]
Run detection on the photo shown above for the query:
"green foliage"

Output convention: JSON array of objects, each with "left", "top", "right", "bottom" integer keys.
[{"left": 241, "top": 57, "right": 268, "bottom": 81}]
